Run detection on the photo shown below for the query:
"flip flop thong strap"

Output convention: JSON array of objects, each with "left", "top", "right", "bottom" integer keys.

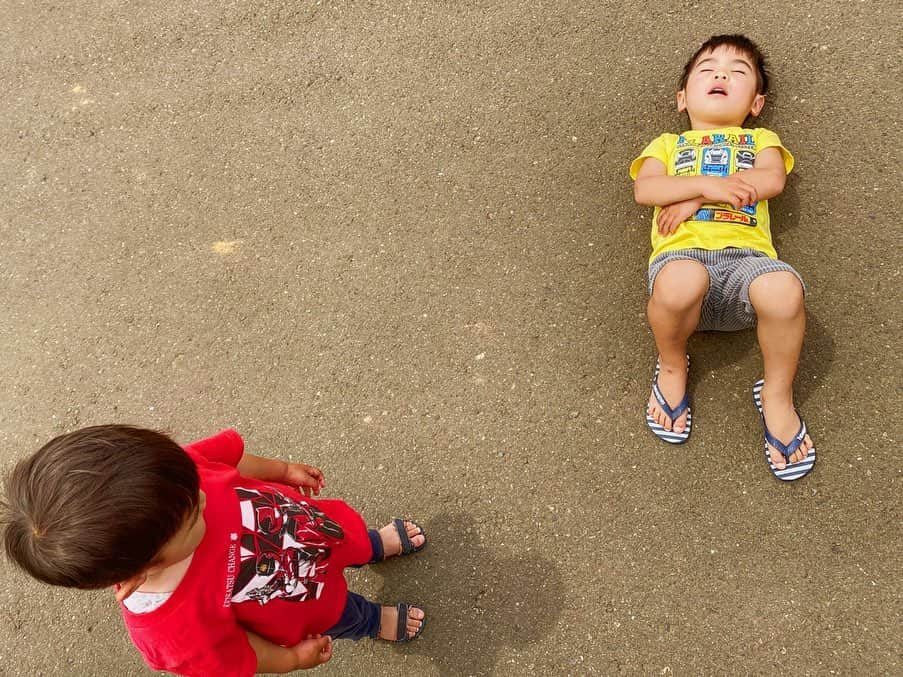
[
  {"left": 394, "top": 517, "right": 415, "bottom": 556},
  {"left": 652, "top": 379, "right": 689, "bottom": 420},
  {"left": 764, "top": 420, "right": 807, "bottom": 462}
]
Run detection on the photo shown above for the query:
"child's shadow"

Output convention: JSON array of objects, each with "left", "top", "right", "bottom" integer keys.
[
  {"left": 688, "top": 310, "right": 833, "bottom": 407},
  {"left": 367, "top": 512, "right": 565, "bottom": 676}
]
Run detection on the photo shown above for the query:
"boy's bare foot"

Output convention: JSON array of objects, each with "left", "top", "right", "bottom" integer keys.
[
  {"left": 378, "top": 604, "right": 425, "bottom": 642},
  {"left": 647, "top": 355, "right": 690, "bottom": 433},
  {"left": 759, "top": 385, "right": 813, "bottom": 469},
  {"left": 378, "top": 520, "right": 426, "bottom": 559}
]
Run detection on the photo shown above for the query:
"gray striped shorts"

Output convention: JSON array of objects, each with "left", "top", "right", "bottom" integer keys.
[{"left": 647, "top": 248, "right": 805, "bottom": 332}]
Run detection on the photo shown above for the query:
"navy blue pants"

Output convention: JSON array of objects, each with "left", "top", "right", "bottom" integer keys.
[{"left": 324, "top": 529, "right": 383, "bottom": 640}]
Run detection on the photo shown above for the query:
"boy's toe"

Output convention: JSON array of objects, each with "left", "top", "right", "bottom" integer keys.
[
  {"left": 793, "top": 437, "right": 812, "bottom": 463},
  {"left": 406, "top": 608, "right": 425, "bottom": 638},
  {"left": 403, "top": 520, "right": 426, "bottom": 551},
  {"left": 769, "top": 447, "right": 787, "bottom": 469}
]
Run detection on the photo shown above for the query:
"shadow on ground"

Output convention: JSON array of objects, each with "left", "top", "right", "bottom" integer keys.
[
  {"left": 688, "top": 310, "right": 834, "bottom": 406},
  {"left": 374, "top": 513, "right": 564, "bottom": 677}
]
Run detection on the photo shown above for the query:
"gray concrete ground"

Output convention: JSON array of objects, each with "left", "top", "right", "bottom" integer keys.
[{"left": 0, "top": 1, "right": 900, "bottom": 675}]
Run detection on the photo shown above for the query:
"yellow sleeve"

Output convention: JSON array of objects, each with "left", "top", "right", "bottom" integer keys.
[
  {"left": 755, "top": 128, "right": 794, "bottom": 174},
  {"left": 629, "top": 134, "right": 674, "bottom": 180}
]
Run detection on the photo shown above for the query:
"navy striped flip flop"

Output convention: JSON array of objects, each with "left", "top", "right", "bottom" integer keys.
[
  {"left": 645, "top": 356, "right": 691, "bottom": 444},
  {"left": 752, "top": 379, "right": 816, "bottom": 481}
]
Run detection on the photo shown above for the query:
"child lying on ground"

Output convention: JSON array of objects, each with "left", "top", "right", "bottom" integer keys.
[{"left": 631, "top": 34, "right": 815, "bottom": 480}]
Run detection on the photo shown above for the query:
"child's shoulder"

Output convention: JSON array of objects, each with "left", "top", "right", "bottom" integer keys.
[
  {"left": 748, "top": 126, "right": 785, "bottom": 139},
  {"left": 636, "top": 131, "right": 681, "bottom": 155},
  {"left": 644, "top": 130, "right": 681, "bottom": 144}
]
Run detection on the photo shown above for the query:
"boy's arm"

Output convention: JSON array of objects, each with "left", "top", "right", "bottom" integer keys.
[
  {"left": 633, "top": 157, "right": 758, "bottom": 209},
  {"left": 657, "top": 197, "right": 705, "bottom": 235},
  {"left": 732, "top": 146, "right": 787, "bottom": 200},
  {"left": 247, "top": 631, "right": 332, "bottom": 673},
  {"left": 237, "top": 453, "right": 326, "bottom": 497}
]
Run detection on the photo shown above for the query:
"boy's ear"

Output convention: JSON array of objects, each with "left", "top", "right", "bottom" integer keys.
[
  {"left": 749, "top": 93, "right": 765, "bottom": 117},
  {"left": 115, "top": 571, "right": 148, "bottom": 603},
  {"left": 676, "top": 89, "right": 687, "bottom": 113}
]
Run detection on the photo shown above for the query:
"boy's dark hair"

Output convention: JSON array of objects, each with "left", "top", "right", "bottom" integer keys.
[
  {"left": 1, "top": 425, "right": 199, "bottom": 589},
  {"left": 679, "top": 34, "right": 770, "bottom": 95}
]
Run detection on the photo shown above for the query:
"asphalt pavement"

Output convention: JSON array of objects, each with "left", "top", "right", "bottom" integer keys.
[{"left": 0, "top": 1, "right": 900, "bottom": 675}]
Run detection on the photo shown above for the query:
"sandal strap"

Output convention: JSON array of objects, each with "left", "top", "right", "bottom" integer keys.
[
  {"left": 652, "top": 374, "right": 689, "bottom": 420},
  {"left": 391, "top": 602, "right": 425, "bottom": 643},
  {"left": 764, "top": 419, "right": 807, "bottom": 462},
  {"left": 393, "top": 517, "right": 427, "bottom": 556},
  {"left": 393, "top": 517, "right": 415, "bottom": 556},
  {"left": 395, "top": 603, "right": 410, "bottom": 643}
]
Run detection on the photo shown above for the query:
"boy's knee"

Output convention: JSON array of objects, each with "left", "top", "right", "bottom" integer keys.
[
  {"left": 750, "top": 271, "right": 804, "bottom": 317},
  {"left": 650, "top": 260, "right": 709, "bottom": 312}
]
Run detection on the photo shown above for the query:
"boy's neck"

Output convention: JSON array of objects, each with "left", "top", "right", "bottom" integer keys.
[
  {"left": 139, "top": 553, "right": 194, "bottom": 593},
  {"left": 688, "top": 115, "right": 747, "bottom": 131}
]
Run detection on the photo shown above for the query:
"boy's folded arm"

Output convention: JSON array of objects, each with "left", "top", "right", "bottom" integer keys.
[
  {"left": 634, "top": 149, "right": 785, "bottom": 209},
  {"left": 633, "top": 157, "right": 711, "bottom": 206},
  {"left": 735, "top": 146, "right": 787, "bottom": 200}
]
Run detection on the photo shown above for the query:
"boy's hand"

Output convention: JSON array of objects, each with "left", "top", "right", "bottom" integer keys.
[
  {"left": 283, "top": 462, "right": 326, "bottom": 497},
  {"left": 701, "top": 175, "right": 758, "bottom": 210},
  {"left": 291, "top": 634, "right": 333, "bottom": 668},
  {"left": 657, "top": 198, "right": 704, "bottom": 235}
]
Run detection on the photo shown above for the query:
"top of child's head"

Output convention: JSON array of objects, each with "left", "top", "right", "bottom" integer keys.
[
  {"left": 0, "top": 425, "right": 201, "bottom": 590},
  {"left": 677, "top": 34, "right": 771, "bottom": 130}
]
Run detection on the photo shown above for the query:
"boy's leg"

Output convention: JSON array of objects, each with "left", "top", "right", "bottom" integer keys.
[
  {"left": 748, "top": 271, "right": 814, "bottom": 468},
  {"left": 647, "top": 259, "right": 709, "bottom": 432},
  {"left": 326, "top": 592, "right": 382, "bottom": 640},
  {"left": 325, "top": 592, "right": 425, "bottom": 642}
]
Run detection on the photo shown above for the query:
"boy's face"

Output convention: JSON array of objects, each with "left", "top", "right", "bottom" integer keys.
[
  {"left": 677, "top": 45, "right": 765, "bottom": 129},
  {"left": 153, "top": 489, "right": 207, "bottom": 567}
]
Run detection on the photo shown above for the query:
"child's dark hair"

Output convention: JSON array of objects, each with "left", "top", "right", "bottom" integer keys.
[
  {"left": 1, "top": 425, "right": 199, "bottom": 589},
  {"left": 679, "top": 34, "right": 770, "bottom": 95}
]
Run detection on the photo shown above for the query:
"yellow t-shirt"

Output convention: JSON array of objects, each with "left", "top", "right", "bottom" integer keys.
[{"left": 629, "top": 127, "right": 794, "bottom": 263}]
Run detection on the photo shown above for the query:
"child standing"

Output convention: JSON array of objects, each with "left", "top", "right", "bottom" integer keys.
[
  {"left": 630, "top": 35, "right": 815, "bottom": 480},
  {"left": 1, "top": 425, "right": 427, "bottom": 675}
]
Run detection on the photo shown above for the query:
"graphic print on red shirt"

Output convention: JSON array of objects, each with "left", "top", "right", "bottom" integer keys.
[{"left": 231, "top": 487, "right": 346, "bottom": 605}]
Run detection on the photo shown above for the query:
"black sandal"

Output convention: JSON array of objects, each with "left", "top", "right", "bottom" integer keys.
[
  {"left": 389, "top": 602, "right": 426, "bottom": 643},
  {"left": 369, "top": 518, "right": 427, "bottom": 562}
]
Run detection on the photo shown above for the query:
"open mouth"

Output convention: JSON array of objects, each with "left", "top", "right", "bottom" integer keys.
[{"left": 708, "top": 87, "right": 728, "bottom": 96}]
